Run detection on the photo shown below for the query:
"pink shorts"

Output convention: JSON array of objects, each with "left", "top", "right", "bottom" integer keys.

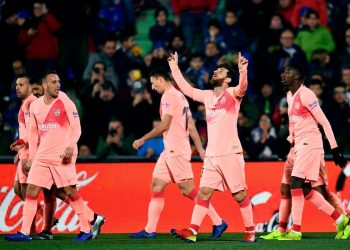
[
  {"left": 282, "top": 147, "right": 327, "bottom": 186},
  {"left": 153, "top": 153, "right": 193, "bottom": 183},
  {"left": 200, "top": 153, "right": 247, "bottom": 193},
  {"left": 27, "top": 157, "right": 78, "bottom": 189},
  {"left": 15, "top": 161, "right": 28, "bottom": 184}
]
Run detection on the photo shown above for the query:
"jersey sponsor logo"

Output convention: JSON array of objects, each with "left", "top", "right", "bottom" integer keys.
[
  {"left": 38, "top": 122, "right": 60, "bottom": 131},
  {"left": 54, "top": 109, "right": 61, "bottom": 116},
  {"left": 290, "top": 114, "right": 302, "bottom": 122},
  {"left": 308, "top": 100, "right": 318, "bottom": 109},
  {"left": 207, "top": 108, "right": 226, "bottom": 117}
]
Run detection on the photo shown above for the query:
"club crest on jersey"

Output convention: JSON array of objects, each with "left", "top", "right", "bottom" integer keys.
[
  {"left": 53, "top": 109, "right": 60, "bottom": 116},
  {"left": 220, "top": 96, "right": 226, "bottom": 104}
]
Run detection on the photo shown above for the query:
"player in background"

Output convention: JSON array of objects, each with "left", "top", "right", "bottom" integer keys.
[
  {"left": 167, "top": 52, "right": 256, "bottom": 243},
  {"left": 27, "top": 76, "right": 105, "bottom": 240},
  {"left": 10, "top": 74, "right": 42, "bottom": 236},
  {"left": 4, "top": 71, "right": 96, "bottom": 242},
  {"left": 275, "top": 66, "right": 349, "bottom": 240},
  {"left": 129, "top": 68, "right": 227, "bottom": 239},
  {"left": 260, "top": 146, "right": 347, "bottom": 240}
]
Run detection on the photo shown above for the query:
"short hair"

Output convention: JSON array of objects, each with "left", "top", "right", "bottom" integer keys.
[
  {"left": 305, "top": 9, "right": 320, "bottom": 19},
  {"left": 190, "top": 52, "right": 204, "bottom": 61},
  {"left": 309, "top": 79, "right": 322, "bottom": 87},
  {"left": 341, "top": 65, "right": 350, "bottom": 72},
  {"left": 29, "top": 72, "right": 42, "bottom": 85},
  {"left": 41, "top": 70, "right": 58, "bottom": 82},
  {"left": 286, "top": 65, "right": 306, "bottom": 82},
  {"left": 214, "top": 64, "right": 234, "bottom": 81},
  {"left": 149, "top": 68, "right": 172, "bottom": 82},
  {"left": 154, "top": 7, "right": 168, "bottom": 19},
  {"left": 101, "top": 80, "right": 116, "bottom": 92},
  {"left": 16, "top": 73, "right": 30, "bottom": 80},
  {"left": 92, "top": 61, "right": 107, "bottom": 70}
]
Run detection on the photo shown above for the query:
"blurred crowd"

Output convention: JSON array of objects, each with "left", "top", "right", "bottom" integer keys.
[{"left": 1, "top": 0, "right": 350, "bottom": 160}]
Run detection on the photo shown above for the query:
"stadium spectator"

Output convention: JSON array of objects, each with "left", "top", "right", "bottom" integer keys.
[
  {"left": 83, "top": 38, "right": 119, "bottom": 90},
  {"left": 307, "top": 49, "right": 335, "bottom": 84},
  {"left": 96, "top": 118, "right": 136, "bottom": 159},
  {"left": 324, "top": 84, "right": 350, "bottom": 153},
  {"left": 170, "top": 0, "right": 218, "bottom": 50},
  {"left": 336, "top": 28, "right": 350, "bottom": 70},
  {"left": 221, "top": 9, "right": 250, "bottom": 52},
  {"left": 340, "top": 66, "right": 350, "bottom": 104},
  {"left": 201, "top": 19, "right": 227, "bottom": 53},
  {"left": 17, "top": 1, "right": 61, "bottom": 75},
  {"left": 167, "top": 33, "right": 189, "bottom": 70},
  {"left": 184, "top": 53, "right": 210, "bottom": 90},
  {"left": 237, "top": 111, "right": 252, "bottom": 157},
  {"left": 276, "top": 0, "right": 296, "bottom": 27},
  {"left": 136, "top": 119, "right": 164, "bottom": 158},
  {"left": 79, "top": 80, "right": 121, "bottom": 153},
  {"left": 255, "top": 83, "right": 278, "bottom": 116},
  {"left": 203, "top": 41, "right": 221, "bottom": 72},
  {"left": 292, "top": 0, "right": 328, "bottom": 28},
  {"left": 267, "top": 29, "right": 307, "bottom": 87},
  {"left": 148, "top": 7, "right": 176, "bottom": 49},
  {"left": 295, "top": 10, "right": 335, "bottom": 61},
  {"left": 248, "top": 113, "right": 278, "bottom": 160},
  {"left": 308, "top": 79, "right": 325, "bottom": 107}
]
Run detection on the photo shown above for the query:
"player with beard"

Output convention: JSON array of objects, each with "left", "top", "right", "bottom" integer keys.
[
  {"left": 4, "top": 70, "right": 101, "bottom": 242},
  {"left": 167, "top": 52, "right": 256, "bottom": 243},
  {"left": 10, "top": 74, "right": 42, "bottom": 236}
]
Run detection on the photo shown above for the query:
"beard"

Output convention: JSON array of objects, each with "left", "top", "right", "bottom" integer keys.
[{"left": 210, "top": 78, "right": 225, "bottom": 88}]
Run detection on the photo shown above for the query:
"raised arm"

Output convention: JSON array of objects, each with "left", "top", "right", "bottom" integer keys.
[
  {"left": 167, "top": 52, "right": 206, "bottom": 103},
  {"left": 233, "top": 52, "right": 248, "bottom": 98}
]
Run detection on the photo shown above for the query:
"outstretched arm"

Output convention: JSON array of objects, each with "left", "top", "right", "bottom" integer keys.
[
  {"left": 168, "top": 52, "right": 206, "bottom": 103},
  {"left": 233, "top": 52, "right": 248, "bottom": 98}
]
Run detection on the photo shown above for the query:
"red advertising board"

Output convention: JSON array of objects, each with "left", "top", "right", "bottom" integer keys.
[{"left": 0, "top": 162, "right": 349, "bottom": 233}]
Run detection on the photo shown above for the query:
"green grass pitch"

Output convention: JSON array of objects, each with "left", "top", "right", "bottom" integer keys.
[{"left": 1, "top": 233, "right": 350, "bottom": 250}]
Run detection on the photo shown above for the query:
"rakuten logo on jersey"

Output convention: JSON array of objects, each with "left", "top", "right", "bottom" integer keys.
[
  {"left": 289, "top": 115, "right": 301, "bottom": 122},
  {"left": 38, "top": 123, "right": 60, "bottom": 131},
  {"left": 207, "top": 108, "right": 226, "bottom": 117}
]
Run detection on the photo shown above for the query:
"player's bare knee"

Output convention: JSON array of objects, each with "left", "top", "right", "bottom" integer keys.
[
  {"left": 302, "top": 183, "right": 312, "bottom": 196},
  {"left": 63, "top": 186, "right": 77, "bottom": 198},
  {"left": 197, "top": 187, "right": 213, "bottom": 200},
  {"left": 280, "top": 183, "right": 291, "bottom": 197},
  {"left": 290, "top": 176, "right": 304, "bottom": 189},
  {"left": 232, "top": 190, "right": 247, "bottom": 202},
  {"left": 25, "top": 184, "right": 41, "bottom": 198},
  {"left": 13, "top": 182, "right": 22, "bottom": 199},
  {"left": 177, "top": 180, "right": 195, "bottom": 196},
  {"left": 313, "top": 185, "right": 328, "bottom": 199},
  {"left": 150, "top": 178, "right": 167, "bottom": 192}
]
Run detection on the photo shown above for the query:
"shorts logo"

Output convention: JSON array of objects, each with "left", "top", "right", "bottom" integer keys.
[{"left": 54, "top": 109, "right": 61, "bottom": 116}]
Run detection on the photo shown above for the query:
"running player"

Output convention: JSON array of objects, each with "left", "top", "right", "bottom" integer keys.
[
  {"left": 129, "top": 68, "right": 227, "bottom": 239},
  {"left": 167, "top": 52, "right": 256, "bottom": 243},
  {"left": 5, "top": 70, "right": 94, "bottom": 242},
  {"left": 10, "top": 74, "right": 42, "bottom": 236},
  {"left": 276, "top": 65, "right": 349, "bottom": 240},
  {"left": 260, "top": 146, "right": 347, "bottom": 240}
]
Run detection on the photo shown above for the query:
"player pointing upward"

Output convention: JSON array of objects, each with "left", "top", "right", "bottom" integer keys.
[{"left": 168, "top": 52, "right": 256, "bottom": 243}]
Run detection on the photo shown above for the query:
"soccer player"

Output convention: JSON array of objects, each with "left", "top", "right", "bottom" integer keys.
[
  {"left": 275, "top": 65, "right": 349, "bottom": 240},
  {"left": 128, "top": 68, "right": 227, "bottom": 239},
  {"left": 260, "top": 146, "right": 347, "bottom": 240},
  {"left": 167, "top": 52, "right": 256, "bottom": 243},
  {"left": 4, "top": 70, "right": 94, "bottom": 242},
  {"left": 10, "top": 74, "right": 42, "bottom": 236}
]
